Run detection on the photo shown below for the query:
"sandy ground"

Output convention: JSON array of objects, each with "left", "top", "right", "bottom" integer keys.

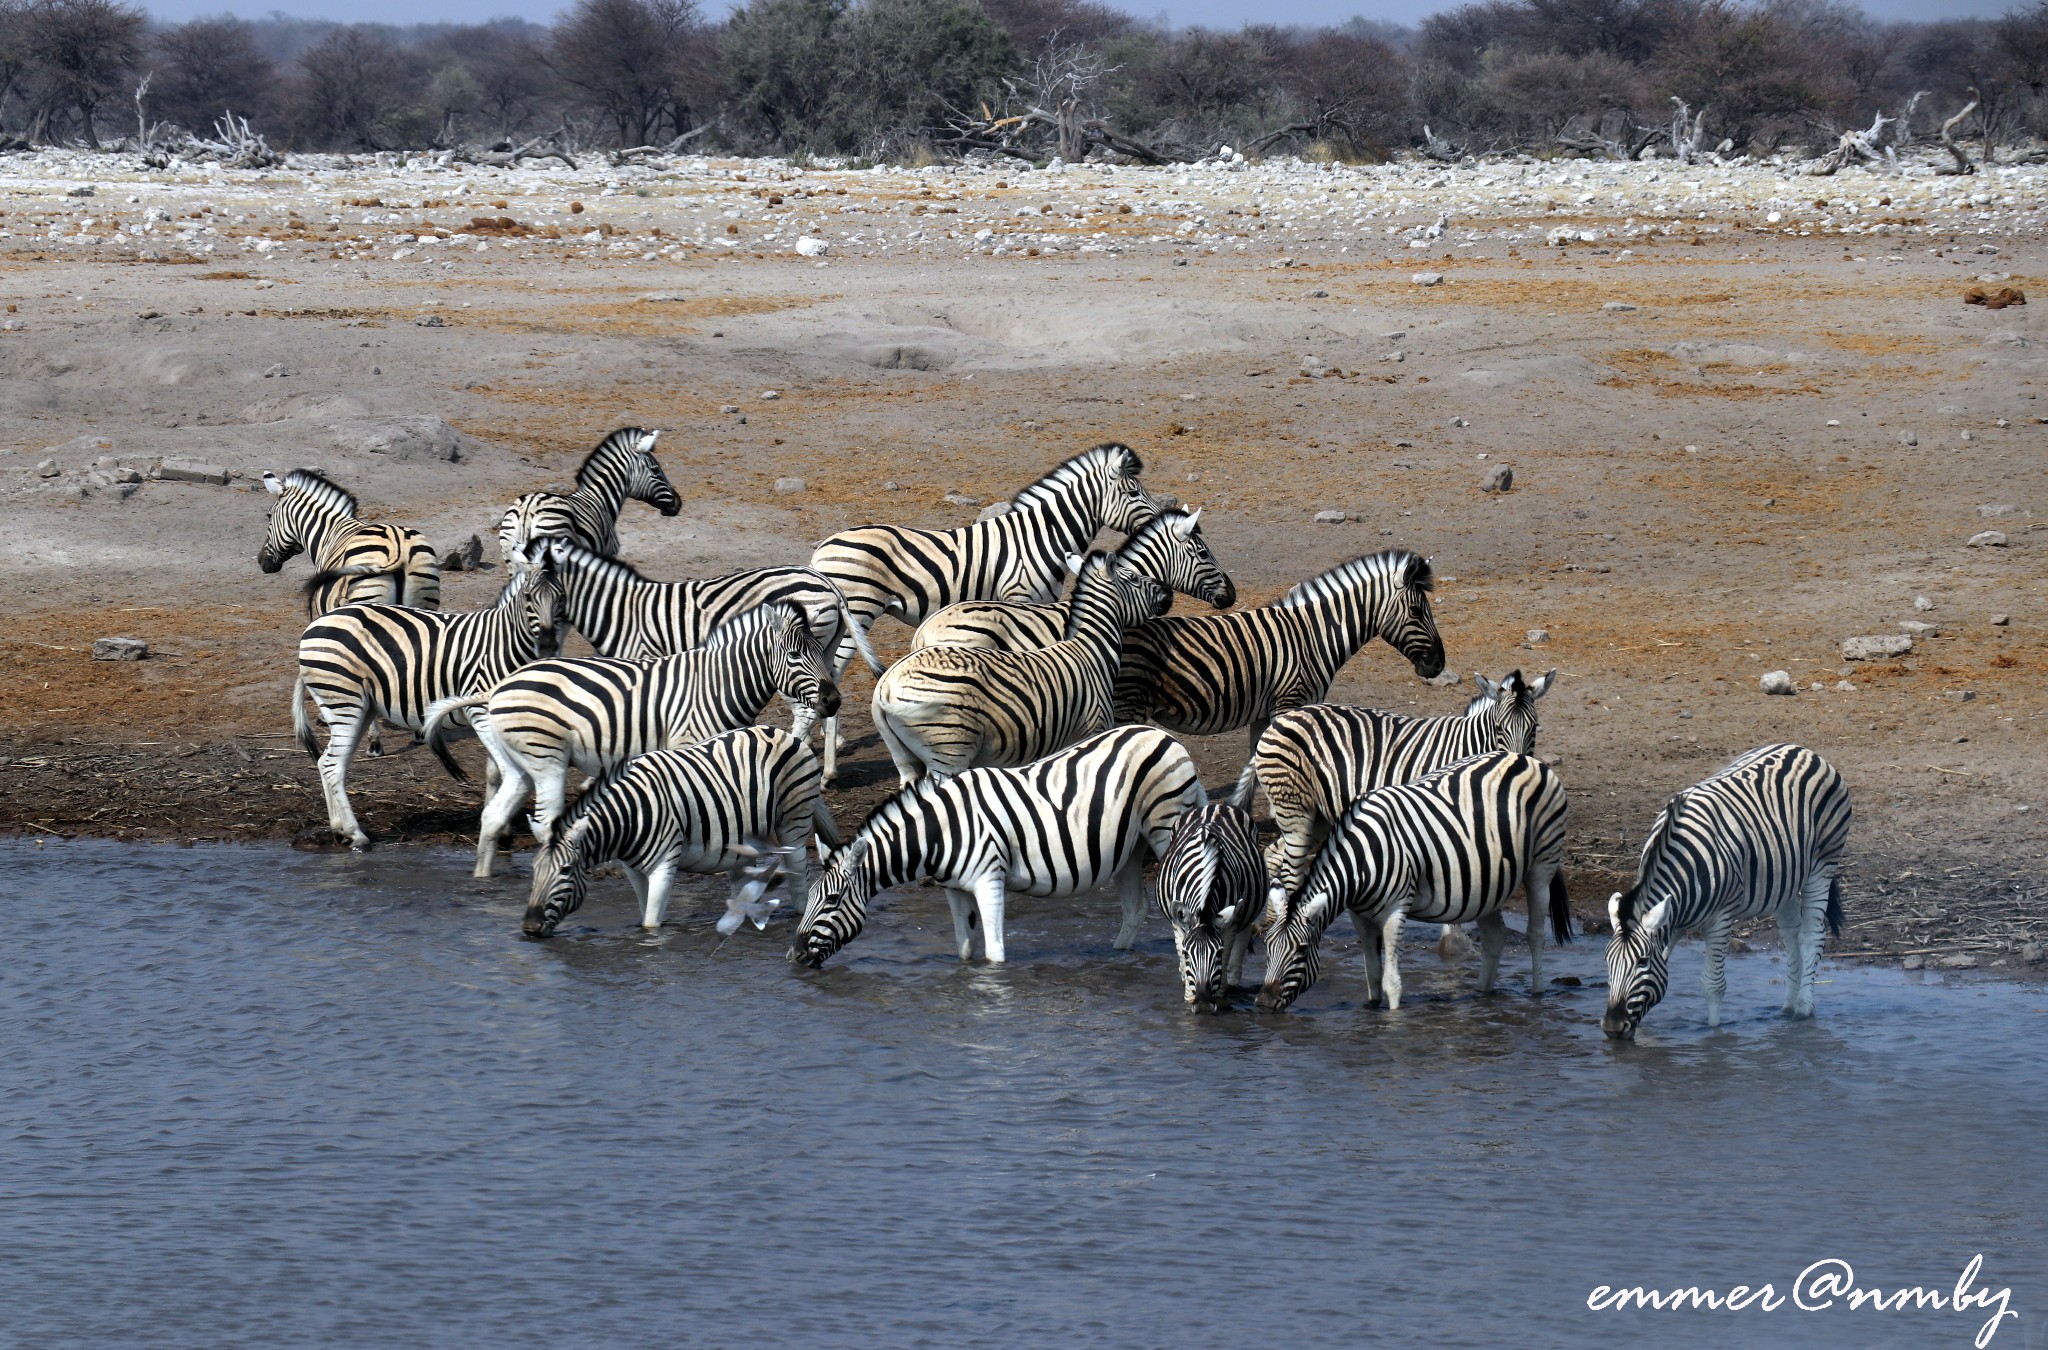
[{"left": 1, "top": 148, "right": 2041, "bottom": 971}]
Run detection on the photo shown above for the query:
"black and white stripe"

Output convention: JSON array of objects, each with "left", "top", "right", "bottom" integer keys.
[
  {"left": 521, "top": 726, "right": 840, "bottom": 938},
  {"left": 1603, "top": 743, "right": 1850, "bottom": 1039},
  {"left": 498, "top": 427, "right": 681, "bottom": 564},
  {"left": 427, "top": 602, "right": 838, "bottom": 877},
  {"left": 293, "top": 550, "right": 565, "bottom": 851},
  {"left": 1154, "top": 802, "right": 1267, "bottom": 1012},
  {"left": 1257, "top": 751, "right": 1570, "bottom": 1012},
  {"left": 790, "top": 726, "right": 1207, "bottom": 968},
  {"left": 907, "top": 507, "right": 1235, "bottom": 651},
  {"left": 1254, "top": 669, "right": 1557, "bottom": 901},
  {"left": 542, "top": 537, "right": 882, "bottom": 781},
  {"left": 1114, "top": 550, "right": 1447, "bottom": 801},
  {"left": 259, "top": 469, "right": 439, "bottom": 614},
  {"left": 871, "top": 551, "right": 1168, "bottom": 785}
]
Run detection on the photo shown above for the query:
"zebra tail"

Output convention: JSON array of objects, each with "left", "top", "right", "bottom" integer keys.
[
  {"left": 292, "top": 674, "right": 319, "bottom": 760},
  {"left": 420, "top": 696, "right": 486, "bottom": 785},
  {"left": 813, "top": 796, "right": 842, "bottom": 853},
  {"left": 826, "top": 579, "right": 886, "bottom": 676},
  {"left": 1825, "top": 875, "right": 1844, "bottom": 937},
  {"left": 1548, "top": 871, "right": 1573, "bottom": 945}
]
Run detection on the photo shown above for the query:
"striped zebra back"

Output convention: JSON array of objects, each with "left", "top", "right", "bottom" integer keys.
[
  {"left": 261, "top": 469, "right": 441, "bottom": 614},
  {"left": 498, "top": 427, "right": 680, "bottom": 565},
  {"left": 1156, "top": 802, "right": 1267, "bottom": 1008},
  {"left": 1115, "top": 550, "right": 1445, "bottom": 736}
]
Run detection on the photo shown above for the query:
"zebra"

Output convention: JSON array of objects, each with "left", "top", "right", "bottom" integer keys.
[
  {"left": 498, "top": 427, "right": 681, "bottom": 566},
  {"left": 907, "top": 507, "right": 1235, "bottom": 652},
  {"left": 259, "top": 469, "right": 440, "bottom": 614},
  {"left": 871, "top": 551, "right": 1169, "bottom": 787},
  {"left": 1154, "top": 802, "right": 1267, "bottom": 1013},
  {"left": 808, "top": 443, "right": 1166, "bottom": 759},
  {"left": 424, "top": 601, "right": 838, "bottom": 878},
  {"left": 1602, "top": 744, "right": 1851, "bottom": 1040},
  {"left": 541, "top": 536, "right": 883, "bottom": 782},
  {"left": 1254, "top": 669, "right": 1558, "bottom": 904},
  {"left": 294, "top": 546, "right": 565, "bottom": 851},
  {"left": 1257, "top": 751, "right": 1570, "bottom": 1013},
  {"left": 521, "top": 726, "right": 841, "bottom": 939},
  {"left": 1113, "top": 549, "right": 1447, "bottom": 803},
  {"left": 790, "top": 725, "right": 1206, "bottom": 969}
]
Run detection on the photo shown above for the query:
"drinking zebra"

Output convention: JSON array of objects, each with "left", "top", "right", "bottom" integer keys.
[
  {"left": 871, "top": 551, "right": 1169, "bottom": 786},
  {"left": 542, "top": 537, "right": 883, "bottom": 781},
  {"left": 498, "top": 427, "right": 681, "bottom": 566},
  {"left": 1257, "top": 751, "right": 1570, "bottom": 1013},
  {"left": 907, "top": 507, "right": 1235, "bottom": 651},
  {"left": 294, "top": 547, "right": 565, "bottom": 851},
  {"left": 1603, "top": 744, "right": 1851, "bottom": 1040},
  {"left": 259, "top": 469, "right": 440, "bottom": 613},
  {"left": 1253, "top": 669, "right": 1558, "bottom": 902},
  {"left": 1114, "top": 550, "right": 1446, "bottom": 802},
  {"left": 521, "top": 726, "right": 840, "bottom": 938},
  {"left": 790, "top": 726, "right": 1206, "bottom": 968},
  {"left": 1154, "top": 802, "right": 1267, "bottom": 1013},
  {"left": 424, "top": 602, "right": 838, "bottom": 878}
]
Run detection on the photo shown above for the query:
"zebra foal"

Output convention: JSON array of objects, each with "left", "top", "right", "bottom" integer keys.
[
  {"left": 294, "top": 547, "right": 565, "bottom": 851},
  {"left": 871, "top": 551, "right": 1168, "bottom": 786},
  {"left": 259, "top": 469, "right": 439, "bottom": 613},
  {"left": 1254, "top": 669, "right": 1557, "bottom": 903},
  {"left": 426, "top": 601, "right": 838, "bottom": 877},
  {"left": 790, "top": 726, "right": 1206, "bottom": 968},
  {"left": 522, "top": 727, "right": 840, "bottom": 938},
  {"left": 1257, "top": 752, "right": 1570, "bottom": 1013},
  {"left": 498, "top": 427, "right": 681, "bottom": 566},
  {"left": 1155, "top": 802, "right": 1267, "bottom": 1013},
  {"left": 908, "top": 507, "right": 1234, "bottom": 652},
  {"left": 1603, "top": 744, "right": 1851, "bottom": 1040},
  {"left": 1113, "top": 550, "right": 1446, "bottom": 803}
]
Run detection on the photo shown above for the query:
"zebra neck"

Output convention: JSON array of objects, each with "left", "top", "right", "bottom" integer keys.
[
  {"left": 559, "top": 559, "right": 643, "bottom": 656},
  {"left": 1294, "top": 575, "right": 1389, "bottom": 672},
  {"left": 291, "top": 503, "right": 346, "bottom": 558},
  {"left": 1060, "top": 576, "right": 1124, "bottom": 650},
  {"left": 701, "top": 634, "right": 785, "bottom": 721},
  {"left": 1013, "top": 476, "right": 1109, "bottom": 563}
]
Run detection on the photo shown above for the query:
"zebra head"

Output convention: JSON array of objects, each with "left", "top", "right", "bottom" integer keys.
[
  {"left": 1095, "top": 443, "right": 1162, "bottom": 536},
  {"left": 257, "top": 469, "right": 350, "bottom": 573},
  {"left": 790, "top": 834, "right": 873, "bottom": 968},
  {"left": 1381, "top": 553, "right": 1446, "bottom": 680},
  {"left": 617, "top": 427, "right": 682, "bottom": 517},
  {"left": 1603, "top": 887, "right": 1673, "bottom": 1040},
  {"left": 1124, "top": 508, "right": 1236, "bottom": 611},
  {"left": 517, "top": 544, "right": 569, "bottom": 659},
  {"left": 714, "top": 602, "right": 840, "bottom": 720},
  {"left": 1157, "top": 816, "right": 1257, "bottom": 1013},
  {"left": 1470, "top": 668, "right": 1557, "bottom": 753},
  {"left": 1254, "top": 880, "right": 1332, "bottom": 1013},
  {"left": 522, "top": 839, "right": 590, "bottom": 938}
]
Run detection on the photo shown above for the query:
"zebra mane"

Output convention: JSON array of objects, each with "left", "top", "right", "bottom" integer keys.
[
  {"left": 1277, "top": 550, "right": 1430, "bottom": 609},
  {"left": 704, "top": 600, "right": 805, "bottom": 647},
  {"left": 1116, "top": 506, "right": 1192, "bottom": 555},
  {"left": 550, "top": 537, "right": 654, "bottom": 585},
  {"left": 1615, "top": 800, "right": 1685, "bottom": 932},
  {"left": 281, "top": 468, "right": 359, "bottom": 519},
  {"left": 1012, "top": 443, "right": 1141, "bottom": 512},
  {"left": 574, "top": 427, "right": 655, "bottom": 485},
  {"left": 1464, "top": 670, "right": 1527, "bottom": 717}
]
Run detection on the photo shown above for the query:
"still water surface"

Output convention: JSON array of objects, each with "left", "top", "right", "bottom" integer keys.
[{"left": 5, "top": 839, "right": 2045, "bottom": 1348}]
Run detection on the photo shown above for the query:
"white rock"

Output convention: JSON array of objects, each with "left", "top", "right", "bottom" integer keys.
[
  {"left": 760, "top": 390, "right": 781, "bottom": 401},
  {"left": 1990, "top": 613, "right": 2010, "bottom": 626},
  {"left": 1913, "top": 595, "right": 1935, "bottom": 611},
  {"left": 795, "top": 236, "right": 829, "bottom": 257},
  {"left": 1898, "top": 431, "right": 1917, "bottom": 446},
  {"left": 1967, "top": 530, "right": 2008, "bottom": 548},
  {"left": 159, "top": 457, "right": 228, "bottom": 484},
  {"left": 1978, "top": 504, "right": 2017, "bottom": 517},
  {"left": 1299, "top": 355, "right": 1331, "bottom": 378},
  {"left": 1602, "top": 301, "right": 1637, "bottom": 312},
  {"left": 92, "top": 636, "right": 147, "bottom": 661},
  {"left": 1482, "top": 464, "right": 1513, "bottom": 492},
  {"left": 773, "top": 477, "right": 806, "bottom": 495},
  {"left": 1314, "top": 509, "right": 1347, "bottom": 524},
  {"left": 1411, "top": 272, "right": 1444, "bottom": 286},
  {"left": 1899, "top": 620, "right": 1940, "bottom": 638},
  {"left": 35, "top": 457, "right": 59, "bottom": 477},
  {"left": 976, "top": 500, "right": 1013, "bottom": 522},
  {"left": 1842, "top": 634, "right": 1913, "bottom": 660},
  {"left": 1526, "top": 628, "right": 1550, "bottom": 645},
  {"left": 1759, "top": 670, "right": 1795, "bottom": 695}
]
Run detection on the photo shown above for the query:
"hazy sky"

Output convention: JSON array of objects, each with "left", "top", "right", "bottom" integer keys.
[{"left": 141, "top": 0, "right": 2016, "bottom": 29}]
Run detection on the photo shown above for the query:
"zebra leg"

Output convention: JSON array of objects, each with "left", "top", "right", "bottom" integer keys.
[
  {"left": 639, "top": 860, "right": 679, "bottom": 930},
  {"left": 871, "top": 704, "right": 930, "bottom": 790},
  {"left": 974, "top": 872, "right": 1009, "bottom": 964},
  {"left": 1789, "top": 872, "right": 1834, "bottom": 1019},
  {"left": 1113, "top": 853, "right": 1149, "bottom": 950},
  {"left": 316, "top": 707, "right": 374, "bottom": 851},
  {"left": 1702, "top": 910, "right": 1737, "bottom": 1027},
  {"left": 528, "top": 757, "right": 572, "bottom": 849},
  {"left": 1524, "top": 863, "right": 1555, "bottom": 995},
  {"left": 1359, "top": 912, "right": 1385, "bottom": 1006},
  {"left": 945, "top": 887, "right": 978, "bottom": 961},
  {"left": 475, "top": 760, "right": 533, "bottom": 879},
  {"left": 1225, "top": 926, "right": 1253, "bottom": 988},
  {"left": 1474, "top": 909, "right": 1508, "bottom": 995},
  {"left": 1225, "top": 720, "right": 1268, "bottom": 809},
  {"left": 1379, "top": 906, "right": 1411, "bottom": 1011}
]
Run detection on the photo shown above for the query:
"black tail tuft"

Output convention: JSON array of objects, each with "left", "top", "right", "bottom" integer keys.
[
  {"left": 1825, "top": 875, "right": 1844, "bottom": 937},
  {"left": 429, "top": 734, "right": 470, "bottom": 785},
  {"left": 1549, "top": 871, "right": 1573, "bottom": 945}
]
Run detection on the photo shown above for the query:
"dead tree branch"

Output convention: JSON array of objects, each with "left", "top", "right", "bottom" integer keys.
[
  {"left": 1805, "top": 109, "right": 1893, "bottom": 176},
  {"left": 1668, "top": 98, "right": 1710, "bottom": 164},
  {"left": 442, "top": 131, "right": 578, "bottom": 170},
  {"left": 1936, "top": 90, "right": 1979, "bottom": 175}
]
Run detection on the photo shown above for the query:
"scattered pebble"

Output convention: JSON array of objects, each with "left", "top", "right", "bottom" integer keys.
[
  {"left": 1314, "top": 509, "right": 1347, "bottom": 524},
  {"left": 1903, "top": 955, "right": 1924, "bottom": 971},
  {"left": 794, "top": 236, "right": 829, "bottom": 257},
  {"left": 1938, "top": 954, "right": 1979, "bottom": 970},
  {"left": 414, "top": 314, "right": 445, "bottom": 327},
  {"left": 1990, "top": 613, "right": 2010, "bottom": 626},
  {"left": 720, "top": 404, "right": 740, "bottom": 414},
  {"left": 1897, "top": 431, "right": 1917, "bottom": 446},
  {"left": 1526, "top": 628, "right": 1550, "bottom": 645},
  {"left": 773, "top": 477, "right": 806, "bottom": 495},
  {"left": 92, "top": 636, "right": 147, "bottom": 661},
  {"left": 1966, "top": 530, "right": 2008, "bottom": 548},
  {"left": 1759, "top": 670, "right": 1795, "bottom": 695},
  {"left": 36, "top": 458, "right": 59, "bottom": 477},
  {"left": 1411, "top": 272, "right": 1443, "bottom": 286},
  {"left": 1842, "top": 634, "right": 1912, "bottom": 661},
  {"left": 1913, "top": 595, "right": 1934, "bottom": 611},
  {"left": 1601, "top": 301, "right": 1637, "bottom": 312},
  {"left": 1481, "top": 464, "right": 1513, "bottom": 493},
  {"left": 1299, "top": 355, "right": 1332, "bottom": 378},
  {"left": 1898, "top": 620, "right": 1939, "bottom": 638},
  {"left": 760, "top": 390, "right": 781, "bottom": 401},
  {"left": 1944, "top": 689, "right": 1975, "bottom": 702},
  {"left": 941, "top": 491, "right": 979, "bottom": 508}
]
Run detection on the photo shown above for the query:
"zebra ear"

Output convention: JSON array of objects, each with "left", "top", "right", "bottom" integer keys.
[
  {"left": 1215, "top": 902, "right": 1239, "bottom": 929},
  {"left": 1607, "top": 891, "right": 1625, "bottom": 933},
  {"left": 1530, "top": 669, "right": 1558, "bottom": 700},
  {"left": 1174, "top": 508, "right": 1201, "bottom": 535},
  {"left": 1065, "top": 552, "right": 1086, "bottom": 576},
  {"left": 1473, "top": 672, "right": 1498, "bottom": 700},
  {"left": 262, "top": 472, "right": 284, "bottom": 496},
  {"left": 1641, "top": 897, "right": 1670, "bottom": 938},
  {"left": 1260, "top": 884, "right": 1288, "bottom": 933}
]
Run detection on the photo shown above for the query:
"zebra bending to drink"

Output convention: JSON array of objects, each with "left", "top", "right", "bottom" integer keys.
[
  {"left": 1603, "top": 744, "right": 1851, "bottom": 1040},
  {"left": 259, "top": 469, "right": 440, "bottom": 614},
  {"left": 542, "top": 537, "right": 883, "bottom": 782},
  {"left": 1154, "top": 802, "right": 1267, "bottom": 1013},
  {"left": 907, "top": 508, "right": 1235, "bottom": 651},
  {"left": 498, "top": 427, "right": 681, "bottom": 566},
  {"left": 871, "top": 551, "right": 1169, "bottom": 786},
  {"left": 1257, "top": 751, "right": 1570, "bottom": 1013},
  {"left": 425, "top": 602, "right": 837, "bottom": 878},
  {"left": 790, "top": 726, "right": 1206, "bottom": 969},
  {"left": 1253, "top": 669, "right": 1558, "bottom": 902},
  {"left": 521, "top": 727, "right": 840, "bottom": 938},
  {"left": 1113, "top": 550, "right": 1446, "bottom": 804},
  {"left": 294, "top": 547, "right": 565, "bottom": 851}
]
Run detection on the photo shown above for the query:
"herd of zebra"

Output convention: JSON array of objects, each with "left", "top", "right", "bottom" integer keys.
[{"left": 257, "top": 428, "right": 1853, "bottom": 1039}]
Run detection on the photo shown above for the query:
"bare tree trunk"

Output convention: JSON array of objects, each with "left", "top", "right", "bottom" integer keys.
[
  {"left": 77, "top": 99, "right": 100, "bottom": 150},
  {"left": 1938, "top": 90, "right": 1980, "bottom": 175}
]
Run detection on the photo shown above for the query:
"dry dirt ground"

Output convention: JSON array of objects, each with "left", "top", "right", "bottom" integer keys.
[{"left": 1, "top": 151, "right": 2041, "bottom": 973}]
